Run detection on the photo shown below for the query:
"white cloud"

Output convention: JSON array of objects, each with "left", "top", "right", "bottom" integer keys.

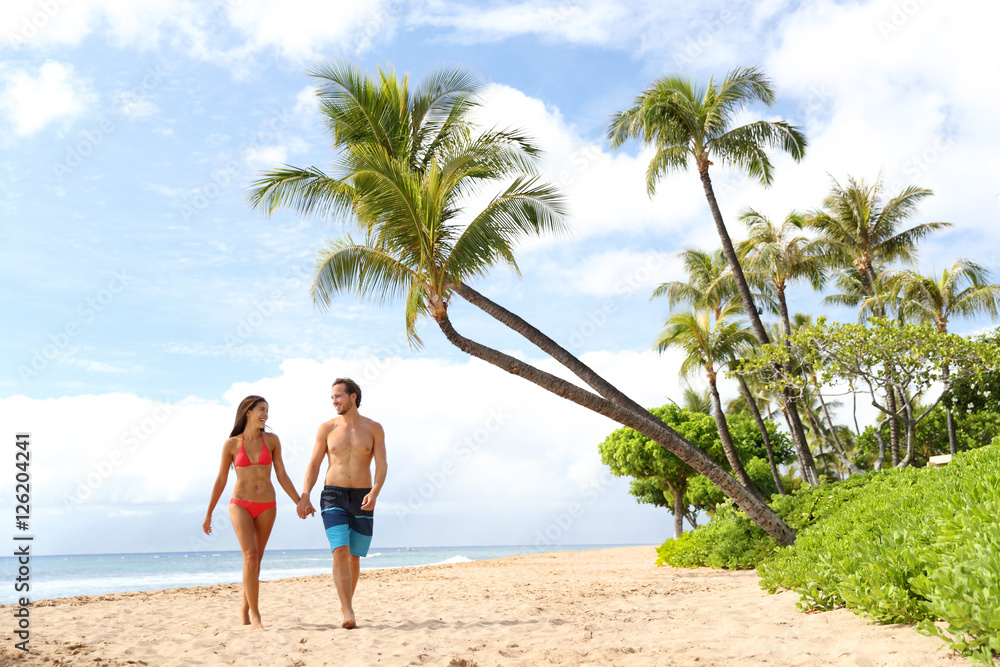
[
  {"left": 410, "top": 0, "right": 629, "bottom": 46},
  {"left": 223, "top": 0, "right": 397, "bottom": 62},
  {"left": 112, "top": 89, "right": 158, "bottom": 119},
  {"left": 1, "top": 0, "right": 396, "bottom": 73},
  {"left": 540, "top": 248, "right": 683, "bottom": 297},
  {"left": 0, "top": 61, "right": 92, "bottom": 136},
  {"left": 468, "top": 84, "right": 709, "bottom": 247},
  {"left": 1, "top": 0, "right": 205, "bottom": 51},
  {"left": 753, "top": 0, "right": 1000, "bottom": 271}
]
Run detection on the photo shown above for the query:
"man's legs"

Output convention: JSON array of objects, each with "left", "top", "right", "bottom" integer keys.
[
  {"left": 351, "top": 553, "right": 360, "bottom": 595},
  {"left": 332, "top": 545, "right": 357, "bottom": 628}
]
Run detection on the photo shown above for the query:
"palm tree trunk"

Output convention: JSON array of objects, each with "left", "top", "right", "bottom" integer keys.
[
  {"left": 457, "top": 284, "right": 658, "bottom": 422},
  {"left": 432, "top": 307, "right": 796, "bottom": 546},
  {"left": 786, "top": 392, "right": 818, "bottom": 485},
  {"left": 699, "top": 170, "right": 817, "bottom": 485},
  {"left": 708, "top": 374, "right": 762, "bottom": 499},
  {"left": 736, "top": 375, "right": 785, "bottom": 495}
]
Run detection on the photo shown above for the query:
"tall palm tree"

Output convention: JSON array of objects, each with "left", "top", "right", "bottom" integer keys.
[
  {"left": 737, "top": 209, "right": 826, "bottom": 339},
  {"left": 681, "top": 385, "right": 713, "bottom": 415},
  {"left": 247, "top": 61, "right": 795, "bottom": 545},
  {"left": 808, "top": 174, "right": 950, "bottom": 296},
  {"left": 652, "top": 247, "right": 776, "bottom": 321},
  {"left": 656, "top": 305, "right": 760, "bottom": 496},
  {"left": 736, "top": 208, "right": 827, "bottom": 489},
  {"left": 808, "top": 174, "right": 950, "bottom": 464},
  {"left": 878, "top": 259, "right": 1000, "bottom": 454},
  {"left": 607, "top": 66, "right": 816, "bottom": 483},
  {"left": 656, "top": 246, "right": 785, "bottom": 493}
]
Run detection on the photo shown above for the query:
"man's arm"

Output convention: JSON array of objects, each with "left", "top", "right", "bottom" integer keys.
[
  {"left": 297, "top": 425, "right": 328, "bottom": 517},
  {"left": 361, "top": 422, "right": 387, "bottom": 511}
]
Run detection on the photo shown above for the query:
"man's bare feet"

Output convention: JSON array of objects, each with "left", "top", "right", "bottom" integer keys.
[
  {"left": 241, "top": 601, "right": 251, "bottom": 626},
  {"left": 250, "top": 614, "right": 264, "bottom": 630},
  {"left": 340, "top": 610, "right": 356, "bottom": 629}
]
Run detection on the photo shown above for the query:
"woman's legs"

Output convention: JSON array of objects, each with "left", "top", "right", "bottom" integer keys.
[{"left": 229, "top": 504, "right": 276, "bottom": 629}]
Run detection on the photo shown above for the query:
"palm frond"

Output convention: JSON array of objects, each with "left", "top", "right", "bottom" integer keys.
[{"left": 311, "top": 236, "right": 418, "bottom": 310}]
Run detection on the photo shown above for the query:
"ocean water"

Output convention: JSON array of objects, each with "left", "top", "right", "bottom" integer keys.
[{"left": 0, "top": 545, "right": 626, "bottom": 604}]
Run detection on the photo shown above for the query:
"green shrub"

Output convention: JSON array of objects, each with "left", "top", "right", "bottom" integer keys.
[
  {"left": 660, "top": 469, "right": 881, "bottom": 570},
  {"left": 656, "top": 500, "right": 778, "bottom": 569},
  {"left": 658, "top": 445, "right": 1000, "bottom": 663},
  {"left": 759, "top": 444, "right": 1000, "bottom": 664}
]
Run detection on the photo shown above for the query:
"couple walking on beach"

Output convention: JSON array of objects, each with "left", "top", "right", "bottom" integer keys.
[{"left": 202, "top": 378, "right": 388, "bottom": 631}]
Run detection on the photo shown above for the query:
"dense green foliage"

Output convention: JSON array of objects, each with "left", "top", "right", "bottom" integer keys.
[
  {"left": 600, "top": 404, "right": 791, "bottom": 515},
  {"left": 658, "top": 443, "right": 1000, "bottom": 664}
]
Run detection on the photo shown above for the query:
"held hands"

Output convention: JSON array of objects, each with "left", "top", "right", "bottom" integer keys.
[{"left": 297, "top": 496, "right": 316, "bottom": 519}]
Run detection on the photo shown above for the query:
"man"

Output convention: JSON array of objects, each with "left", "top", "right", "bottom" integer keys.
[{"left": 298, "top": 377, "right": 387, "bottom": 629}]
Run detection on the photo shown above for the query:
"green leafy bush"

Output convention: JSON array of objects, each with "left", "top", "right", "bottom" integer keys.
[
  {"left": 656, "top": 500, "right": 777, "bottom": 569},
  {"left": 759, "top": 444, "right": 1000, "bottom": 663},
  {"left": 658, "top": 445, "right": 1000, "bottom": 663}
]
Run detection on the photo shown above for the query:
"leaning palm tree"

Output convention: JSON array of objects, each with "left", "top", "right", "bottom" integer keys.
[
  {"left": 875, "top": 259, "right": 1000, "bottom": 454},
  {"left": 607, "top": 66, "right": 816, "bottom": 484},
  {"left": 247, "top": 61, "right": 795, "bottom": 545},
  {"left": 656, "top": 304, "right": 760, "bottom": 496}
]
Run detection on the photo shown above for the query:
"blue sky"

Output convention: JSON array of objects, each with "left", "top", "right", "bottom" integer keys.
[{"left": 3, "top": 0, "right": 999, "bottom": 556}]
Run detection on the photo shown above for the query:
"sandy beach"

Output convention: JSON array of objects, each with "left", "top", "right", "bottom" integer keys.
[{"left": 3, "top": 546, "right": 958, "bottom": 666}]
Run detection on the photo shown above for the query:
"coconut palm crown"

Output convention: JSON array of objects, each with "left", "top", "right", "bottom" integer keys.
[
  {"left": 606, "top": 65, "right": 806, "bottom": 194},
  {"left": 248, "top": 61, "right": 566, "bottom": 344},
  {"left": 807, "top": 174, "right": 951, "bottom": 297}
]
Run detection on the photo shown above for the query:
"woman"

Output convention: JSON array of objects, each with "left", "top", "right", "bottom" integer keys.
[{"left": 203, "top": 395, "right": 302, "bottom": 630}]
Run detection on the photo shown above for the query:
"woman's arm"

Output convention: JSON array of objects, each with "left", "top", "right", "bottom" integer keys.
[
  {"left": 203, "top": 441, "right": 232, "bottom": 534},
  {"left": 268, "top": 434, "right": 301, "bottom": 505}
]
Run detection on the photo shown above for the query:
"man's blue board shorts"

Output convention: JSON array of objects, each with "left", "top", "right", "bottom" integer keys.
[{"left": 321, "top": 485, "right": 374, "bottom": 557}]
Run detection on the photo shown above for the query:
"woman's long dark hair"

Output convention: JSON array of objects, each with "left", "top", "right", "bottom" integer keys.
[{"left": 230, "top": 395, "right": 267, "bottom": 438}]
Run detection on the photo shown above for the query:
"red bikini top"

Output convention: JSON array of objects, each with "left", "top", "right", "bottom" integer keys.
[{"left": 235, "top": 433, "right": 272, "bottom": 467}]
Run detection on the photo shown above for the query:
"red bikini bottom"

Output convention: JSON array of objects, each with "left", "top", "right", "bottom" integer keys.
[{"left": 230, "top": 498, "right": 276, "bottom": 519}]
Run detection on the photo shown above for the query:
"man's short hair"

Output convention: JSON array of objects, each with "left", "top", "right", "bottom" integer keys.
[{"left": 333, "top": 377, "right": 362, "bottom": 408}]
